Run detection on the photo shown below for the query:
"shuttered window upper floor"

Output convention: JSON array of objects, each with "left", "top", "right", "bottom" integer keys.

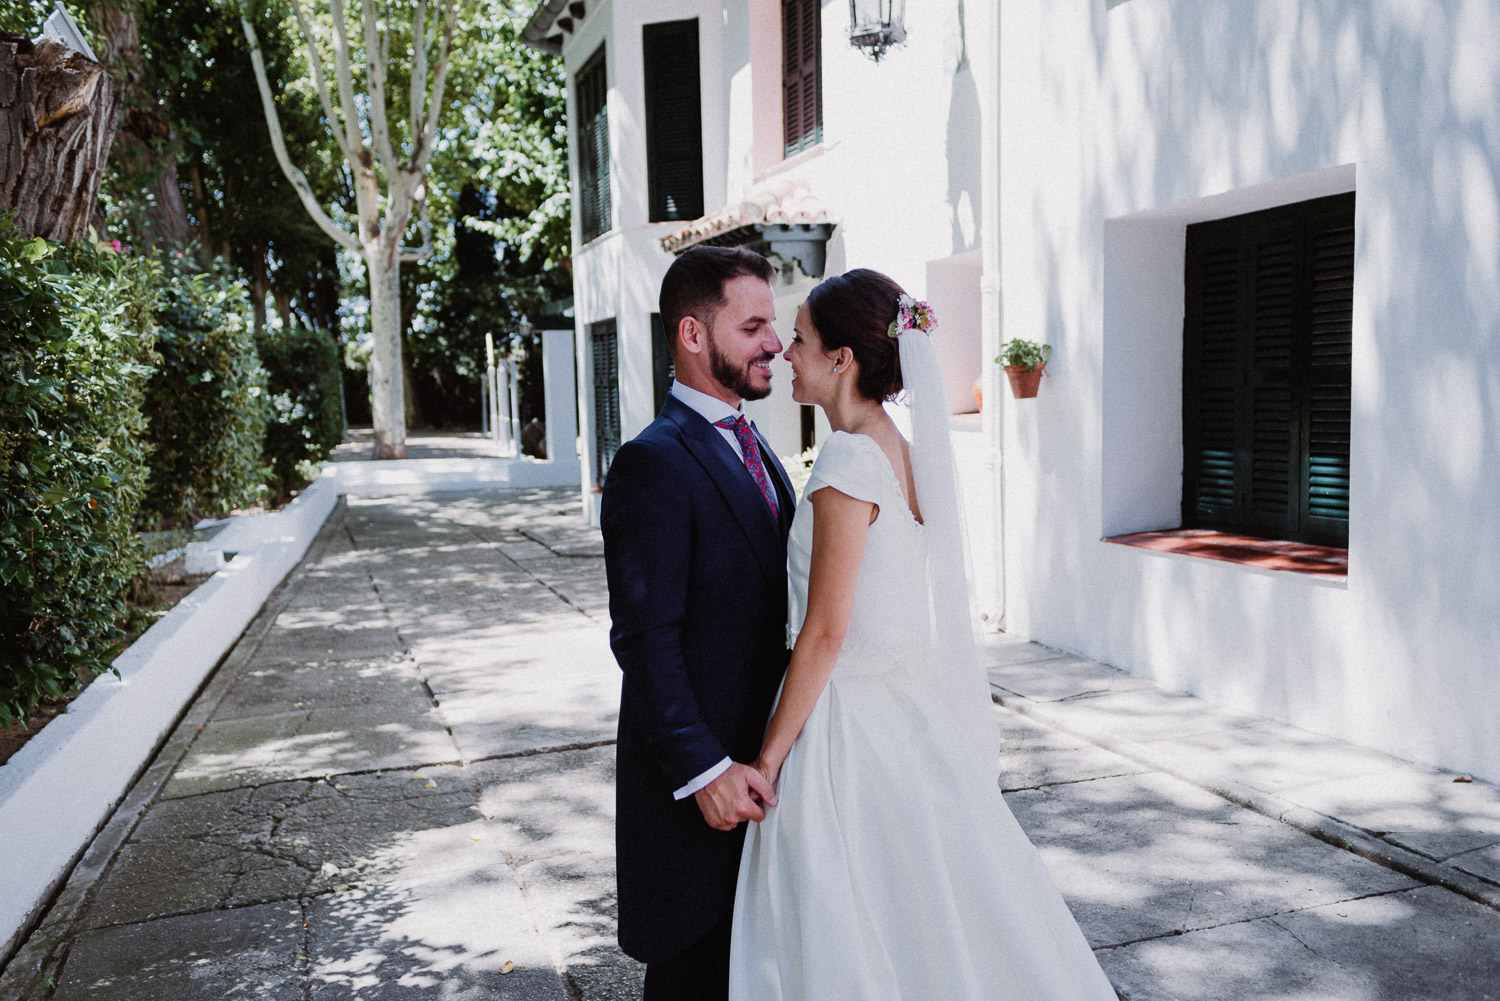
[
  {"left": 1182, "top": 192, "right": 1354, "bottom": 547},
  {"left": 643, "top": 19, "right": 704, "bottom": 223},
  {"left": 783, "top": 0, "right": 822, "bottom": 157},
  {"left": 575, "top": 45, "right": 610, "bottom": 243}
]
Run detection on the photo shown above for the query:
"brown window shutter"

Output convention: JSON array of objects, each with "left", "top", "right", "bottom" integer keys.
[{"left": 783, "top": 0, "right": 821, "bottom": 156}]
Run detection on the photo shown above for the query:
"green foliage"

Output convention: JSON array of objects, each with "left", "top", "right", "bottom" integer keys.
[
  {"left": 997, "top": 338, "right": 1053, "bottom": 372},
  {"left": 138, "top": 259, "right": 269, "bottom": 525},
  {"left": 406, "top": 0, "right": 573, "bottom": 426},
  {"left": 0, "top": 0, "right": 51, "bottom": 33},
  {"left": 0, "top": 226, "right": 160, "bottom": 723},
  {"left": 258, "top": 323, "right": 344, "bottom": 499},
  {"left": 133, "top": 0, "right": 345, "bottom": 332}
]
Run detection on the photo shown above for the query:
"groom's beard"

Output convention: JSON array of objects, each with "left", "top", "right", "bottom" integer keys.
[{"left": 708, "top": 328, "right": 775, "bottom": 402}]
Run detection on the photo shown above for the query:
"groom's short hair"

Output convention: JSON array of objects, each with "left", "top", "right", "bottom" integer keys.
[{"left": 660, "top": 246, "right": 775, "bottom": 355}]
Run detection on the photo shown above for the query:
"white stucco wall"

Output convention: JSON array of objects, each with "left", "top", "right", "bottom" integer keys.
[{"left": 998, "top": 0, "right": 1500, "bottom": 780}]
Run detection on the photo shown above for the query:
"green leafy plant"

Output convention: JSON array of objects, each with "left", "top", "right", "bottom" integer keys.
[
  {"left": 996, "top": 338, "right": 1052, "bottom": 372},
  {"left": 0, "top": 224, "right": 160, "bottom": 723},
  {"left": 137, "top": 258, "right": 269, "bottom": 527},
  {"left": 258, "top": 324, "right": 345, "bottom": 500}
]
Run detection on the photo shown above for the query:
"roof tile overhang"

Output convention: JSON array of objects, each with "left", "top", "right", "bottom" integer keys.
[
  {"left": 660, "top": 180, "right": 838, "bottom": 277},
  {"left": 522, "top": 0, "right": 578, "bottom": 54}
]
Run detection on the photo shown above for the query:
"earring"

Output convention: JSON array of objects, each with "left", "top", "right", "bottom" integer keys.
[{"left": 832, "top": 365, "right": 840, "bottom": 373}]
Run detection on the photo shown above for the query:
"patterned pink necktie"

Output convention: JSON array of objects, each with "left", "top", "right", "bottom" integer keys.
[{"left": 715, "top": 415, "right": 779, "bottom": 518}]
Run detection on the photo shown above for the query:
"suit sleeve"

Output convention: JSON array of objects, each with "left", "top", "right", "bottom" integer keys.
[{"left": 601, "top": 439, "right": 730, "bottom": 790}]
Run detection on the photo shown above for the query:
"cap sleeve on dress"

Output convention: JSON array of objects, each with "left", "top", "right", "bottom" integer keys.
[{"left": 804, "top": 431, "right": 885, "bottom": 507}]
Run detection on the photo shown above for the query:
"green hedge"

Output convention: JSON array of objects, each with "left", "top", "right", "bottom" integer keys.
[
  {"left": 137, "top": 261, "right": 269, "bottom": 527},
  {"left": 0, "top": 231, "right": 159, "bottom": 722},
  {"left": 258, "top": 323, "right": 344, "bottom": 499}
]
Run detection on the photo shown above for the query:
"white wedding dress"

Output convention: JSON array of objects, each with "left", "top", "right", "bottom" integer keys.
[{"left": 729, "top": 430, "right": 1118, "bottom": 1000}]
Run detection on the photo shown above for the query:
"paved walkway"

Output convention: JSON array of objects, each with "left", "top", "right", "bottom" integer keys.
[{"left": 4, "top": 489, "right": 1499, "bottom": 1000}]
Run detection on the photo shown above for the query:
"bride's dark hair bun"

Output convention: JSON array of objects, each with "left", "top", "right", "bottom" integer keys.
[{"left": 804, "top": 269, "right": 906, "bottom": 402}]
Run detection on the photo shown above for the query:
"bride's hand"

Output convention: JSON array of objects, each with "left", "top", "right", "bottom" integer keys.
[{"left": 752, "top": 754, "right": 783, "bottom": 792}]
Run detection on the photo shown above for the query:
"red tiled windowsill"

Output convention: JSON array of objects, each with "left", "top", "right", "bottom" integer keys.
[{"left": 1104, "top": 529, "right": 1348, "bottom": 579}]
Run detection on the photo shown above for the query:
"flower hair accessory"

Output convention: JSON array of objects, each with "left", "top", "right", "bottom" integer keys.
[{"left": 887, "top": 293, "right": 936, "bottom": 338}]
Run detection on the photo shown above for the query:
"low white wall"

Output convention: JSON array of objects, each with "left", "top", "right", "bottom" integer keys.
[{"left": 0, "top": 477, "right": 338, "bottom": 963}]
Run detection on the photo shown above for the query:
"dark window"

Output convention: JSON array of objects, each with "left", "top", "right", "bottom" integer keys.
[
  {"left": 1182, "top": 192, "right": 1353, "bottom": 546},
  {"left": 650, "top": 313, "right": 675, "bottom": 415},
  {"left": 643, "top": 20, "right": 703, "bottom": 222},
  {"left": 591, "top": 319, "right": 620, "bottom": 483},
  {"left": 800, "top": 405, "right": 815, "bottom": 452},
  {"left": 576, "top": 45, "right": 611, "bottom": 243},
  {"left": 782, "top": 0, "right": 822, "bottom": 157}
]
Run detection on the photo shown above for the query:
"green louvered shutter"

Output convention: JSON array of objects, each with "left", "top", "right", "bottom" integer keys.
[
  {"left": 576, "top": 46, "right": 610, "bottom": 243},
  {"left": 591, "top": 319, "right": 620, "bottom": 484},
  {"left": 1182, "top": 192, "right": 1353, "bottom": 546}
]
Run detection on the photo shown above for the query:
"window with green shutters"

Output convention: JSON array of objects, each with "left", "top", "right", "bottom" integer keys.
[
  {"left": 576, "top": 46, "right": 611, "bottom": 243},
  {"left": 1182, "top": 192, "right": 1354, "bottom": 546},
  {"left": 591, "top": 319, "right": 620, "bottom": 484},
  {"left": 643, "top": 20, "right": 704, "bottom": 223},
  {"left": 782, "top": 0, "right": 822, "bottom": 157}
]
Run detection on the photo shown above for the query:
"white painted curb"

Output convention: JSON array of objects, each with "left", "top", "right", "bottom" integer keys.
[
  {"left": 0, "top": 475, "right": 339, "bottom": 962},
  {"left": 320, "top": 454, "right": 580, "bottom": 493}
]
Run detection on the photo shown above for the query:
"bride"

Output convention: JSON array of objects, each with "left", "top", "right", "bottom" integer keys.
[{"left": 728, "top": 269, "right": 1118, "bottom": 999}]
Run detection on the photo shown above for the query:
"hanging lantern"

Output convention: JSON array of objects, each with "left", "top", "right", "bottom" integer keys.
[{"left": 848, "top": 0, "right": 906, "bottom": 60}]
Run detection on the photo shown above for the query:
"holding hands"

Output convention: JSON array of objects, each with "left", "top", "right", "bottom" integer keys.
[{"left": 695, "top": 761, "right": 778, "bottom": 831}]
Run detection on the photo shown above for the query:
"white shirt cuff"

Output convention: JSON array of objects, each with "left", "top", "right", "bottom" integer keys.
[{"left": 673, "top": 757, "right": 732, "bottom": 800}]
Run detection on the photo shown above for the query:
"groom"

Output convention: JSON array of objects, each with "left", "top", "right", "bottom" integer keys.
[{"left": 601, "top": 245, "right": 796, "bottom": 1000}]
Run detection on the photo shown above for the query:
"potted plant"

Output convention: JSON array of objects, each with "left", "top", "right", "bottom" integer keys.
[{"left": 996, "top": 339, "right": 1052, "bottom": 399}]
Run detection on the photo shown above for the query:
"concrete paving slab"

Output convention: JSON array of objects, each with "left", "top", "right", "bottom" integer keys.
[
  {"left": 213, "top": 655, "right": 428, "bottom": 720},
  {"left": 994, "top": 707, "right": 1150, "bottom": 791},
  {"left": 306, "top": 868, "right": 566, "bottom": 1000},
  {"left": 1018, "top": 686, "right": 1265, "bottom": 743},
  {"left": 469, "top": 748, "right": 616, "bottom": 865},
  {"left": 253, "top": 613, "right": 404, "bottom": 665},
  {"left": 1274, "top": 768, "right": 1500, "bottom": 862},
  {"left": 988, "top": 652, "right": 1155, "bottom": 703},
  {"left": 166, "top": 705, "right": 457, "bottom": 797},
  {"left": 1004, "top": 771, "right": 1420, "bottom": 948},
  {"left": 1450, "top": 841, "right": 1500, "bottom": 884},
  {"left": 468, "top": 750, "right": 640, "bottom": 999},
  {"left": 1101, "top": 885, "right": 1500, "bottom": 1001},
  {"left": 83, "top": 838, "right": 258, "bottom": 929},
  {"left": 984, "top": 634, "right": 1077, "bottom": 667},
  {"left": 1127, "top": 717, "right": 1409, "bottom": 794},
  {"left": 50, "top": 901, "right": 305, "bottom": 1001},
  {"left": 439, "top": 664, "right": 619, "bottom": 759}
]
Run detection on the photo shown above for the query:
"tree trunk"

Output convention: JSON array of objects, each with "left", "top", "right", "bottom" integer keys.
[
  {"left": 0, "top": 35, "right": 120, "bottom": 243},
  {"left": 247, "top": 244, "right": 268, "bottom": 333},
  {"left": 273, "top": 290, "right": 292, "bottom": 331},
  {"left": 90, "top": 1, "right": 190, "bottom": 247},
  {"left": 367, "top": 247, "right": 407, "bottom": 459}
]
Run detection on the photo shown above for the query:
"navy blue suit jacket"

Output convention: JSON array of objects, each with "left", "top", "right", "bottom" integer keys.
[{"left": 601, "top": 394, "right": 795, "bottom": 963}]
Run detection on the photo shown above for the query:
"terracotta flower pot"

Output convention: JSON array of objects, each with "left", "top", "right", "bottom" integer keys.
[{"left": 1005, "top": 363, "right": 1045, "bottom": 399}]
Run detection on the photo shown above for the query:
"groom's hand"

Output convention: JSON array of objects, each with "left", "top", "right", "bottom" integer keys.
[{"left": 694, "top": 762, "right": 777, "bottom": 830}]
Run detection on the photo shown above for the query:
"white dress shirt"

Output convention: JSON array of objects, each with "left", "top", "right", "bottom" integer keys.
[{"left": 667, "top": 380, "right": 756, "bottom": 800}]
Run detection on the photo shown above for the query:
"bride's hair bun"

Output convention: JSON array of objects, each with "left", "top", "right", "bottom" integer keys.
[{"left": 804, "top": 269, "right": 906, "bottom": 402}]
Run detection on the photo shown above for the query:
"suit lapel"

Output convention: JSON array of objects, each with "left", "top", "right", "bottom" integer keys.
[{"left": 663, "top": 397, "right": 784, "bottom": 587}]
